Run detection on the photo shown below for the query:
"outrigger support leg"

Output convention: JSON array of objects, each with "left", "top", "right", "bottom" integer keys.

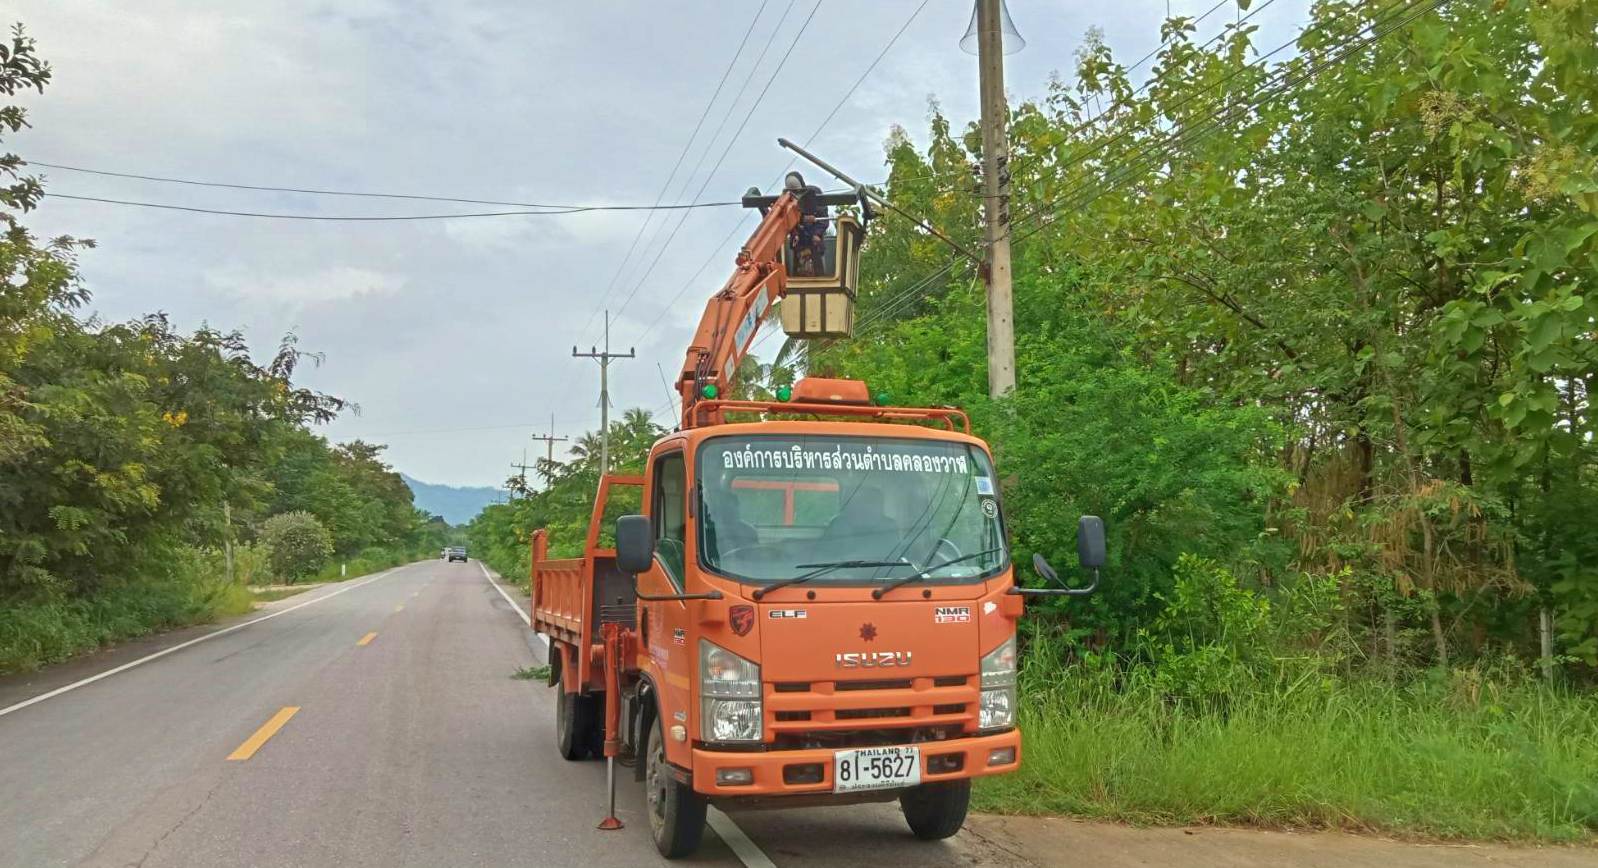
[
  {"left": 597, "top": 622, "right": 626, "bottom": 831},
  {"left": 598, "top": 758, "right": 622, "bottom": 831}
]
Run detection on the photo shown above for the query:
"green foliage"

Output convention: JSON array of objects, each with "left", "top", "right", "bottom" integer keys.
[
  {"left": 468, "top": 408, "right": 666, "bottom": 586},
  {"left": 814, "top": 2, "right": 1598, "bottom": 837},
  {"left": 977, "top": 671, "right": 1598, "bottom": 841},
  {"left": 980, "top": 560, "right": 1598, "bottom": 841},
  {"left": 828, "top": 269, "right": 1286, "bottom": 639},
  {"left": 0, "top": 27, "right": 439, "bottom": 669},
  {"left": 0, "top": 544, "right": 254, "bottom": 673},
  {"left": 825, "top": 0, "right": 1598, "bottom": 677},
  {"left": 259, "top": 511, "right": 334, "bottom": 581},
  {"left": 267, "top": 432, "right": 425, "bottom": 556},
  {"left": 309, "top": 545, "right": 419, "bottom": 583}
]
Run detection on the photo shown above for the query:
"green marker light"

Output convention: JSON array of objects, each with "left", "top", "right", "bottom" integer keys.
[
  {"left": 701, "top": 383, "right": 719, "bottom": 400},
  {"left": 872, "top": 391, "right": 890, "bottom": 406},
  {"left": 775, "top": 385, "right": 792, "bottom": 402}
]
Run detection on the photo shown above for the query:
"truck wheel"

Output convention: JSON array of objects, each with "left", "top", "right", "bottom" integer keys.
[
  {"left": 900, "top": 780, "right": 970, "bottom": 840},
  {"left": 554, "top": 667, "right": 595, "bottom": 761},
  {"left": 645, "top": 714, "right": 706, "bottom": 858}
]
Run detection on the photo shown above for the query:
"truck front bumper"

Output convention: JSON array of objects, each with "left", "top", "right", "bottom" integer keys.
[{"left": 689, "top": 728, "right": 1021, "bottom": 798}]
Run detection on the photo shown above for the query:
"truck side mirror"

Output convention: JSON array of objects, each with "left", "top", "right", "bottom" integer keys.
[
  {"left": 615, "top": 514, "right": 654, "bottom": 575},
  {"left": 1077, "top": 515, "right": 1106, "bottom": 570},
  {"left": 1013, "top": 516, "right": 1107, "bottom": 598}
]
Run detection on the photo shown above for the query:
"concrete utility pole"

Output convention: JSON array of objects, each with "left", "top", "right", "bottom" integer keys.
[
  {"left": 530, "top": 413, "right": 569, "bottom": 467},
  {"left": 510, "top": 449, "right": 535, "bottom": 494},
  {"left": 572, "top": 310, "right": 634, "bottom": 477},
  {"left": 975, "top": 0, "right": 1016, "bottom": 398},
  {"left": 222, "top": 501, "right": 234, "bottom": 585}
]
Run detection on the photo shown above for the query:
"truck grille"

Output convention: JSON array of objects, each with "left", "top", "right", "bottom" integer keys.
[{"left": 764, "top": 675, "right": 977, "bottom": 747}]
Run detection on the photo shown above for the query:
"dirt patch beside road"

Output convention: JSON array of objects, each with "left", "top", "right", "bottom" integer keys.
[{"left": 966, "top": 814, "right": 1598, "bottom": 868}]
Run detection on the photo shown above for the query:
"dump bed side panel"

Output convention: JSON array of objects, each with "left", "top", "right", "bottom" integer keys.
[{"left": 529, "top": 527, "right": 587, "bottom": 639}]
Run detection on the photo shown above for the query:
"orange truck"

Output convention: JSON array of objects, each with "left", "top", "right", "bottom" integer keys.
[{"left": 531, "top": 171, "right": 1104, "bottom": 858}]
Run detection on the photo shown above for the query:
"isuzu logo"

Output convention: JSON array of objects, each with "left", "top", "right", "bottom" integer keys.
[{"left": 835, "top": 651, "right": 913, "bottom": 669}]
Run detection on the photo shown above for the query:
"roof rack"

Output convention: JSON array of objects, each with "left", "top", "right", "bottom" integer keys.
[{"left": 695, "top": 399, "right": 971, "bottom": 434}]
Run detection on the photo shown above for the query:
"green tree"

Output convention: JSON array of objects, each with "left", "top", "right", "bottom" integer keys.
[
  {"left": 821, "top": 0, "right": 1598, "bottom": 673},
  {"left": 260, "top": 511, "right": 334, "bottom": 582}
]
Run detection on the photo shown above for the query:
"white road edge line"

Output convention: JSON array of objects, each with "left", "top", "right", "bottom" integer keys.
[
  {"left": 0, "top": 565, "right": 408, "bottom": 720},
  {"left": 707, "top": 808, "right": 778, "bottom": 868},
  {"left": 475, "top": 561, "right": 776, "bottom": 868},
  {"left": 478, "top": 561, "right": 543, "bottom": 644}
]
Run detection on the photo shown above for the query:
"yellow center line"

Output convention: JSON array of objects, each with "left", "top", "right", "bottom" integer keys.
[
  {"left": 357, "top": 632, "right": 378, "bottom": 646},
  {"left": 227, "top": 706, "right": 299, "bottom": 761}
]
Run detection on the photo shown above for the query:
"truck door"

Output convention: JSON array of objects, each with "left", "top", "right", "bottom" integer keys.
[{"left": 642, "top": 449, "right": 694, "bottom": 766}]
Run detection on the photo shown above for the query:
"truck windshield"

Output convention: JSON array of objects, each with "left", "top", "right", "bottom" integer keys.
[{"left": 696, "top": 435, "right": 1007, "bottom": 585}]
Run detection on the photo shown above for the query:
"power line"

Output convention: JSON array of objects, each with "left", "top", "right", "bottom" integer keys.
[
  {"left": 603, "top": 0, "right": 804, "bottom": 338},
  {"left": 557, "top": 3, "right": 794, "bottom": 427},
  {"left": 30, "top": 160, "right": 746, "bottom": 212},
  {"left": 788, "top": 0, "right": 932, "bottom": 160},
  {"left": 573, "top": 0, "right": 774, "bottom": 342},
  {"left": 631, "top": 212, "right": 755, "bottom": 349},
  {"left": 358, "top": 421, "right": 573, "bottom": 438},
  {"left": 1010, "top": 0, "right": 1445, "bottom": 245},
  {"left": 609, "top": 0, "right": 825, "bottom": 321},
  {"left": 842, "top": 0, "right": 1444, "bottom": 337},
  {"left": 1121, "top": 0, "right": 1233, "bottom": 82},
  {"left": 45, "top": 192, "right": 741, "bottom": 220},
  {"left": 629, "top": 0, "right": 930, "bottom": 352},
  {"left": 851, "top": 261, "right": 966, "bottom": 337},
  {"left": 1010, "top": 0, "right": 1286, "bottom": 195}
]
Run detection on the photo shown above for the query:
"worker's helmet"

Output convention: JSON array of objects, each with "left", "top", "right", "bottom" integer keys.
[{"left": 783, "top": 171, "right": 806, "bottom": 192}]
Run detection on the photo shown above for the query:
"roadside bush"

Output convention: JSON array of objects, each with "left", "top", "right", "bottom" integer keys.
[
  {"left": 0, "top": 544, "right": 253, "bottom": 673},
  {"left": 989, "top": 556, "right": 1598, "bottom": 842},
  {"left": 979, "top": 666, "right": 1598, "bottom": 841},
  {"left": 260, "top": 511, "right": 334, "bottom": 582},
  {"left": 309, "top": 545, "right": 418, "bottom": 583}
]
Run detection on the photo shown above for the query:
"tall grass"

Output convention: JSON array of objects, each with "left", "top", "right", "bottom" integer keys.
[
  {"left": 974, "top": 644, "right": 1598, "bottom": 842},
  {"left": 309, "top": 545, "right": 422, "bottom": 583},
  {"left": 0, "top": 546, "right": 254, "bottom": 674}
]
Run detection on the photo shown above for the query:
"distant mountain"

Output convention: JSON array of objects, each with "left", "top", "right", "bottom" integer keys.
[{"left": 401, "top": 473, "right": 504, "bottom": 525}]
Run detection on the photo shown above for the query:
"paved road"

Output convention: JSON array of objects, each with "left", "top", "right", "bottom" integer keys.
[
  {"left": 0, "top": 560, "right": 1016, "bottom": 868},
  {"left": 0, "top": 561, "right": 737, "bottom": 867},
  {"left": 2, "top": 559, "right": 1588, "bottom": 868}
]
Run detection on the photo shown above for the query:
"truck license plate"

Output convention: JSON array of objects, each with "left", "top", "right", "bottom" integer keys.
[{"left": 832, "top": 745, "right": 921, "bottom": 794}]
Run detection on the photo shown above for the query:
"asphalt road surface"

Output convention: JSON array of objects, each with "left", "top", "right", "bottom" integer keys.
[
  {"left": 0, "top": 560, "right": 1022, "bottom": 868},
  {"left": 2, "top": 560, "right": 1590, "bottom": 868}
]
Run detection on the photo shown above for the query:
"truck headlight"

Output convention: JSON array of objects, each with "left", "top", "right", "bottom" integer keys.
[
  {"left": 979, "top": 636, "right": 1017, "bottom": 730},
  {"left": 700, "top": 640, "right": 761, "bottom": 741}
]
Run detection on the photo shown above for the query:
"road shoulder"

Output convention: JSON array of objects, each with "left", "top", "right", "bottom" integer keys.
[
  {"left": 966, "top": 814, "right": 1598, "bottom": 868},
  {"left": 0, "top": 566, "right": 412, "bottom": 712}
]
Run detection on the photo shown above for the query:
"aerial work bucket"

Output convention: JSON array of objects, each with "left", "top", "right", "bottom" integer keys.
[{"left": 781, "top": 214, "right": 864, "bottom": 338}]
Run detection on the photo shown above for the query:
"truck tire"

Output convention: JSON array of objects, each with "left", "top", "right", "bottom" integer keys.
[
  {"left": 900, "top": 780, "right": 970, "bottom": 840},
  {"left": 555, "top": 666, "right": 596, "bottom": 761},
  {"left": 645, "top": 714, "right": 706, "bottom": 858}
]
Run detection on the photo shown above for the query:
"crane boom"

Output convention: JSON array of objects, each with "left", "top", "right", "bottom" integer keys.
[
  {"left": 676, "top": 178, "right": 866, "bottom": 429},
  {"left": 675, "top": 191, "right": 801, "bottom": 428}
]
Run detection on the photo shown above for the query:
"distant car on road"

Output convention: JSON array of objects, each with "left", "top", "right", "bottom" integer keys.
[{"left": 446, "top": 546, "right": 468, "bottom": 563}]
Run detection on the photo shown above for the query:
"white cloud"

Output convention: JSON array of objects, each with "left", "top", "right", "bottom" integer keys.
[
  {"left": 204, "top": 264, "right": 399, "bottom": 303},
  {"left": 9, "top": 0, "right": 1313, "bottom": 486}
]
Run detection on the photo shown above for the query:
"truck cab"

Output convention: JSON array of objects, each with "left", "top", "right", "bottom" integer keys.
[
  {"left": 532, "top": 383, "right": 1104, "bottom": 857},
  {"left": 529, "top": 177, "right": 1102, "bottom": 858}
]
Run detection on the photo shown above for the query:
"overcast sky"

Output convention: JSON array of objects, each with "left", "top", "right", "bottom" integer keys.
[{"left": 12, "top": 0, "right": 1310, "bottom": 488}]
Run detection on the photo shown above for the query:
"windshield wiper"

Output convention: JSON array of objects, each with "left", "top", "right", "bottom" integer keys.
[
  {"left": 752, "top": 559, "right": 913, "bottom": 600},
  {"left": 871, "top": 548, "right": 1005, "bottom": 600}
]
